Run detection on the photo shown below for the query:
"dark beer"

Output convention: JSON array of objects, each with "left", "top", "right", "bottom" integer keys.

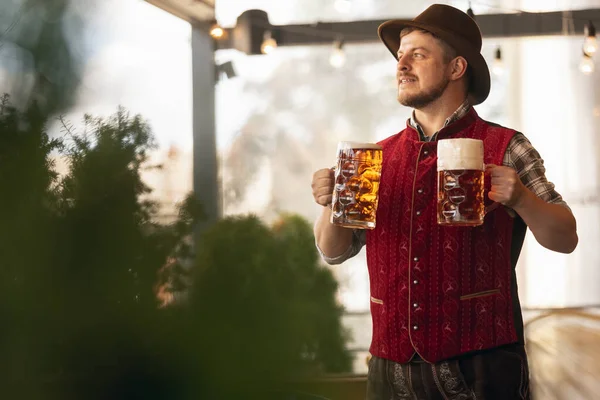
[
  {"left": 437, "top": 169, "right": 484, "bottom": 226},
  {"left": 331, "top": 142, "right": 383, "bottom": 229},
  {"left": 437, "top": 139, "right": 485, "bottom": 226}
]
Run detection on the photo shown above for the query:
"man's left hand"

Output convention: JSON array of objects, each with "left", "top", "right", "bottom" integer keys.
[{"left": 486, "top": 164, "right": 528, "bottom": 208}]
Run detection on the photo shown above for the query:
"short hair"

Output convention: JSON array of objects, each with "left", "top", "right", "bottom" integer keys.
[{"left": 399, "top": 27, "right": 457, "bottom": 63}]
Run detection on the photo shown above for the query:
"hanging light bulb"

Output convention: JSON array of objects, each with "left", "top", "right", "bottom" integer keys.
[
  {"left": 583, "top": 21, "right": 597, "bottom": 55},
  {"left": 209, "top": 22, "right": 225, "bottom": 39},
  {"left": 580, "top": 52, "right": 595, "bottom": 75},
  {"left": 330, "top": 40, "right": 346, "bottom": 68},
  {"left": 334, "top": 0, "right": 352, "bottom": 14},
  {"left": 492, "top": 46, "right": 504, "bottom": 76},
  {"left": 467, "top": 1, "right": 476, "bottom": 20},
  {"left": 261, "top": 31, "right": 277, "bottom": 54}
]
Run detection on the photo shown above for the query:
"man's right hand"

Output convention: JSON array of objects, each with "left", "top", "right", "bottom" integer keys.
[
  {"left": 311, "top": 168, "right": 335, "bottom": 207},
  {"left": 312, "top": 167, "right": 357, "bottom": 263}
]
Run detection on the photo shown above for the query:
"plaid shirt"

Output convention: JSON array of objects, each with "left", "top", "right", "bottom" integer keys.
[{"left": 320, "top": 100, "right": 570, "bottom": 264}]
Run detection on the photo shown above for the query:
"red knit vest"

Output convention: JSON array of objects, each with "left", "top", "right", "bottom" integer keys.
[{"left": 366, "top": 108, "right": 518, "bottom": 363}]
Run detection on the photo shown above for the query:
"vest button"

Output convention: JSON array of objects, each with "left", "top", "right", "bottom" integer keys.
[
  {"left": 413, "top": 279, "right": 419, "bottom": 285},
  {"left": 413, "top": 303, "right": 418, "bottom": 308},
  {"left": 413, "top": 257, "right": 419, "bottom": 262},
  {"left": 417, "top": 188, "right": 423, "bottom": 194},
  {"left": 423, "top": 150, "right": 429, "bottom": 156},
  {"left": 416, "top": 211, "right": 421, "bottom": 216},
  {"left": 413, "top": 325, "right": 419, "bottom": 331}
]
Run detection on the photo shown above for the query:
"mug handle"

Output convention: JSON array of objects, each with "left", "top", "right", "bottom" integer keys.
[{"left": 327, "top": 165, "right": 337, "bottom": 207}]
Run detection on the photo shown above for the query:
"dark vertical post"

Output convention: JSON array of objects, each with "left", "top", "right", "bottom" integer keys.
[{"left": 191, "top": 23, "right": 221, "bottom": 232}]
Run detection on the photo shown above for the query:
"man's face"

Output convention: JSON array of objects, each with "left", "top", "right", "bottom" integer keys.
[{"left": 396, "top": 30, "right": 453, "bottom": 109}]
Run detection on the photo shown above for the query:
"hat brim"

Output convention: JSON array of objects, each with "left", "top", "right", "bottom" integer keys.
[{"left": 378, "top": 20, "right": 490, "bottom": 105}]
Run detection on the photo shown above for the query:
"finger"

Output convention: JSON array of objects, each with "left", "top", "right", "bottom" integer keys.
[
  {"left": 490, "top": 168, "right": 509, "bottom": 178},
  {"left": 313, "top": 176, "right": 334, "bottom": 189},
  {"left": 314, "top": 186, "right": 334, "bottom": 198},
  {"left": 487, "top": 165, "right": 513, "bottom": 178},
  {"left": 490, "top": 177, "right": 508, "bottom": 186},
  {"left": 314, "top": 168, "right": 335, "bottom": 179},
  {"left": 487, "top": 190, "right": 500, "bottom": 202},
  {"left": 317, "top": 194, "right": 333, "bottom": 206},
  {"left": 312, "top": 174, "right": 334, "bottom": 188}
]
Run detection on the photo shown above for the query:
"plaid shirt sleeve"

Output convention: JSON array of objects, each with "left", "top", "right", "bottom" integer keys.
[
  {"left": 503, "top": 133, "right": 570, "bottom": 211},
  {"left": 316, "top": 229, "right": 366, "bottom": 265}
]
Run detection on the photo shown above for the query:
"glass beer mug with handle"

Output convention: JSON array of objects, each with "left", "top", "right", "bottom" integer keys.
[
  {"left": 437, "top": 138, "right": 485, "bottom": 226},
  {"left": 330, "top": 141, "right": 383, "bottom": 229}
]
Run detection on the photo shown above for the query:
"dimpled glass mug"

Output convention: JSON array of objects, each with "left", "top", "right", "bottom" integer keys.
[
  {"left": 437, "top": 138, "right": 485, "bottom": 227},
  {"left": 330, "top": 141, "right": 383, "bottom": 229}
]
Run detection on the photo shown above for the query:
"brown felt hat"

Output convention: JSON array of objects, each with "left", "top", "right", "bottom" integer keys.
[{"left": 378, "top": 4, "right": 490, "bottom": 105}]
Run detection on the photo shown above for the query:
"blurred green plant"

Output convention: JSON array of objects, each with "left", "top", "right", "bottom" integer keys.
[
  {"left": 0, "top": 97, "right": 198, "bottom": 397},
  {"left": 180, "top": 213, "right": 352, "bottom": 397},
  {"left": 2, "top": 2, "right": 352, "bottom": 398},
  {"left": 0, "top": 96, "right": 351, "bottom": 399}
]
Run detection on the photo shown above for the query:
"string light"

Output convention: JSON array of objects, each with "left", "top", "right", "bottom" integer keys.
[
  {"left": 246, "top": 0, "right": 600, "bottom": 81},
  {"left": 580, "top": 52, "right": 595, "bottom": 75},
  {"left": 330, "top": 40, "right": 346, "bottom": 68},
  {"left": 467, "top": 1, "right": 476, "bottom": 20},
  {"left": 261, "top": 31, "right": 277, "bottom": 54},
  {"left": 583, "top": 21, "right": 597, "bottom": 55},
  {"left": 492, "top": 46, "right": 504, "bottom": 76},
  {"left": 209, "top": 22, "right": 225, "bottom": 39}
]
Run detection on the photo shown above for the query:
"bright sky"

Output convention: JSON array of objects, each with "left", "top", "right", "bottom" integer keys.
[{"left": 70, "top": 0, "right": 193, "bottom": 150}]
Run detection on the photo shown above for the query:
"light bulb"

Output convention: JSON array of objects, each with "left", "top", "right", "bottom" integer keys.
[
  {"left": 584, "top": 21, "right": 597, "bottom": 55},
  {"left": 330, "top": 40, "right": 346, "bottom": 68},
  {"left": 492, "top": 60, "right": 504, "bottom": 76},
  {"left": 584, "top": 36, "right": 598, "bottom": 55},
  {"left": 209, "top": 23, "right": 224, "bottom": 39},
  {"left": 580, "top": 53, "right": 595, "bottom": 75},
  {"left": 334, "top": 0, "right": 351, "bottom": 14},
  {"left": 261, "top": 32, "right": 277, "bottom": 54},
  {"left": 492, "top": 47, "right": 504, "bottom": 76}
]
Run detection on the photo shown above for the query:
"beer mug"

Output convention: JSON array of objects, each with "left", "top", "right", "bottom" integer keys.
[
  {"left": 437, "top": 138, "right": 485, "bottom": 226},
  {"left": 330, "top": 141, "right": 383, "bottom": 229}
]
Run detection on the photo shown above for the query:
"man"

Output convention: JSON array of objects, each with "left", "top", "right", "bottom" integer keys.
[{"left": 311, "top": 4, "right": 578, "bottom": 399}]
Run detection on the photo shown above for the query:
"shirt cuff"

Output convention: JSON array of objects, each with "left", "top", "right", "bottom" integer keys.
[{"left": 315, "top": 240, "right": 355, "bottom": 265}]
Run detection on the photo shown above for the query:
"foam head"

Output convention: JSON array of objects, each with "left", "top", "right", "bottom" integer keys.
[
  {"left": 437, "top": 138, "right": 484, "bottom": 171},
  {"left": 337, "top": 141, "right": 382, "bottom": 151}
]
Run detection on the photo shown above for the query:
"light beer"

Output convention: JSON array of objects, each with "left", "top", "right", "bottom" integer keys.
[
  {"left": 437, "top": 139, "right": 484, "bottom": 227},
  {"left": 331, "top": 142, "right": 383, "bottom": 229}
]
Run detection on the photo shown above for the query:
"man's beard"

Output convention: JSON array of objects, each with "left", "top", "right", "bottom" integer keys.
[{"left": 397, "top": 77, "right": 450, "bottom": 109}]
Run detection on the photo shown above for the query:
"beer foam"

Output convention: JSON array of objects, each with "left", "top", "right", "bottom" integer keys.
[
  {"left": 437, "top": 138, "right": 483, "bottom": 171},
  {"left": 337, "top": 141, "right": 382, "bottom": 150}
]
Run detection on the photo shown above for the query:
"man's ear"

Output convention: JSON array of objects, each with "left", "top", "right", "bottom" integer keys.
[{"left": 450, "top": 57, "right": 468, "bottom": 81}]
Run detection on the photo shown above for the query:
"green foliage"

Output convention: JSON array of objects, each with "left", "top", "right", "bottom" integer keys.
[
  {"left": 0, "top": 95, "right": 351, "bottom": 398},
  {"left": 0, "top": 94, "right": 64, "bottom": 384},
  {"left": 182, "top": 213, "right": 352, "bottom": 396}
]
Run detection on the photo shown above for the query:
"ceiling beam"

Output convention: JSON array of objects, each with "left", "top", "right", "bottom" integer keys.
[
  {"left": 215, "top": 8, "right": 600, "bottom": 52},
  {"left": 145, "top": 0, "right": 214, "bottom": 23}
]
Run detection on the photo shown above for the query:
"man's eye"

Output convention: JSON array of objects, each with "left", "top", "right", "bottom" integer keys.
[{"left": 414, "top": 53, "right": 423, "bottom": 58}]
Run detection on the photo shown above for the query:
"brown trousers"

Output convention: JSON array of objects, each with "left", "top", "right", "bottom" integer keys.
[{"left": 366, "top": 344, "right": 530, "bottom": 400}]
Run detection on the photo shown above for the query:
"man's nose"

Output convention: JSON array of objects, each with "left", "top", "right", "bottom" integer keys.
[{"left": 397, "top": 54, "right": 410, "bottom": 72}]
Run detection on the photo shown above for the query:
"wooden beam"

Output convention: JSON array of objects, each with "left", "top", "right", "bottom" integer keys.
[
  {"left": 215, "top": 8, "right": 600, "bottom": 52},
  {"left": 145, "top": 0, "right": 214, "bottom": 23}
]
